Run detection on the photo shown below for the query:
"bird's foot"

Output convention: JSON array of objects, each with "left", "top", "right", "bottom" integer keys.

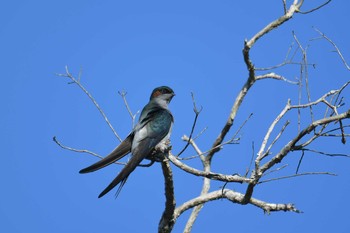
[{"left": 147, "top": 139, "right": 172, "bottom": 162}]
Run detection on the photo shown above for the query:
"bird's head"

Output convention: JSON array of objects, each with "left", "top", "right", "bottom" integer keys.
[{"left": 150, "top": 86, "right": 175, "bottom": 103}]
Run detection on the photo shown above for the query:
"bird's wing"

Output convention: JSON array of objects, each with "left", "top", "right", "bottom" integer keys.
[
  {"left": 79, "top": 133, "right": 133, "bottom": 174},
  {"left": 98, "top": 108, "right": 173, "bottom": 198},
  {"left": 139, "top": 107, "right": 173, "bottom": 145}
]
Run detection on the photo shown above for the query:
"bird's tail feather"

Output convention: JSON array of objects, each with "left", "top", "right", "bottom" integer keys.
[
  {"left": 79, "top": 134, "right": 133, "bottom": 174},
  {"left": 97, "top": 152, "right": 144, "bottom": 198},
  {"left": 98, "top": 139, "right": 153, "bottom": 198}
]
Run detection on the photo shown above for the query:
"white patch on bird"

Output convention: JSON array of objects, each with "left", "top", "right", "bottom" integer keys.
[
  {"left": 153, "top": 95, "right": 171, "bottom": 108},
  {"left": 131, "top": 125, "right": 148, "bottom": 152}
]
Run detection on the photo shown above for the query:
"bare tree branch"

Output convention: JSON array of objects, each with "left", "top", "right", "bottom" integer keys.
[
  {"left": 158, "top": 159, "right": 176, "bottom": 233},
  {"left": 168, "top": 153, "right": 251, "bottom": 183},
  {"left": 258, "top": 172, "right": 337, "bottom": 184},
  {"left": 57, "top": 66, "right": 122, "bottom": 141},
  {"left": 176, "top": 92, "right": 202, "bottom": 158},
  {"left": 183, "top": 140, "right": 208, "bottom": 233},
  {"left": 262, "top": 110, "right": 350, "bottom": 174},
  {"left": 255, "top": 73, "right": 298, "bottom": 84},
  {"left": 207, "top": 1, "right": 304, "bottom": 162},
  {"left": 53, "top": 133, "right": 162, "bottom": 168},
  {"left": 54, "top": 1, "right": 349, "bottom": 232},
  {"left": 53, "top": 136, "right": 125, "bottom": 165},
  {"left": 181, "top": 136, "right": 203, "bottom": 159},
  {"left": 296, "top": 150, "right": 305, "bottom": 174},
  {"left": 174, "top": 189, "right": 302, "bottom": 218},
  {"left": 263, "top": 164, "right": 289, "bottom": 177},
  {"left": 244, "top": 142, "right": 255, "bottom": 177},
  {"left": 118, "top": 90, "right": 138, "bottom": 128},
  {"left": 242, "top": 85, "right": 350, "bottom": 203},
  {"left": 313, "top": 27, "right": 350, "bottom": 71},
  {"left": 293, "top": 31, "right": 314, "bottom": 125},
  {"left": 255, "top": 41, "right": 316, "bottom": 71},
  {"left": 282, "top": 0, "right": 287, "bottom": 14},
  {"left": 298, "top": 148, "right": 350, "bottom": 158},
  {"left": 263, "top": 120, "right": 290, "bottom": 160},
  {"left": 298, "top": 0, "right": 332, "bottom": 14}
]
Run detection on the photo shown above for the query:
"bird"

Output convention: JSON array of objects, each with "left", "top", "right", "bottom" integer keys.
[{"left": 79, "top": 86, "right": 175, "bottom": 198}]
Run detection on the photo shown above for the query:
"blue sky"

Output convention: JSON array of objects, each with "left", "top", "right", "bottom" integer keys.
[{"left": 1, "top": 1, "right": 350, "bottom": 232}]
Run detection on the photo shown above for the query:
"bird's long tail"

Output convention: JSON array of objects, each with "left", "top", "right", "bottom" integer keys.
[
  {"left": 79, "top": 134, "right": 133, "bottom": 174},
  {"left": 98, "top": 152, "right": 145, "bottom": 198}
]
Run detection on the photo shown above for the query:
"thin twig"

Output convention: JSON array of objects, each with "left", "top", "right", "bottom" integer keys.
[
  {"left": 262, "top": 164, "right": 289, "bottom": 177},
  {"left": 313, "top": 27, "right": 350, "bottom": 70},
  {"left": 293, "top": 32, "right": 314, "bottom": 124},
  {"left": 258, "top": 172, "right": 336, "bottom": 184},
  {"left": 177, "top": 136, "right": 240, "bottom": 161},
  {"left": 296, "top": 150, "right": 305, "bottom": 174},
  {"left": 244, "top": 142, "right": 255, "bottom": 177},
  {"left": 53, "top": 136, "right": 125, "bottom": 165},
  {"left": 255, "top": 41, "right": 296, "bottom": 71},
  {"left": 57, "top": 66, "right": 122, "bottom": 141},
  {"left": 256, "top": 102, "right": 291, "bottom": 163},
  {"left": 118, "top": 90, "right": 138, "bottom": 128},
  {"left": 181, "top": 135, "right": 203, "bottom": 157},
  {"left": 177, "top": 92, "right": 202, "bottom": 157},
  {"left": 298, "top": 0, "right": 332, "bottom": 14},
  {"left": 193, "top": 127, "right": 208, "bottom": 141},
  {"left": 232, "top": 113, "right": 253, "bottom": 142},
  {"left": 299, "top": 148, "right": 350, "bottom": 158},
  {"left": 262, "top": 120, "right": 290, "bottom": 160},
  {"left": 282, "top": 0, "right": 287, "bottom": 15}
]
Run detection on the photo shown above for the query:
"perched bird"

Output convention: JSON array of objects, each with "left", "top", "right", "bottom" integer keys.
[{"left": 79, "top": 86, "right": 175, "bottom": 198}]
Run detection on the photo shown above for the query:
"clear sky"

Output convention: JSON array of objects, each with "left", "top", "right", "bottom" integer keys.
[{"left": 1, "top": 1, "right": 350, "bottom": 232}]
